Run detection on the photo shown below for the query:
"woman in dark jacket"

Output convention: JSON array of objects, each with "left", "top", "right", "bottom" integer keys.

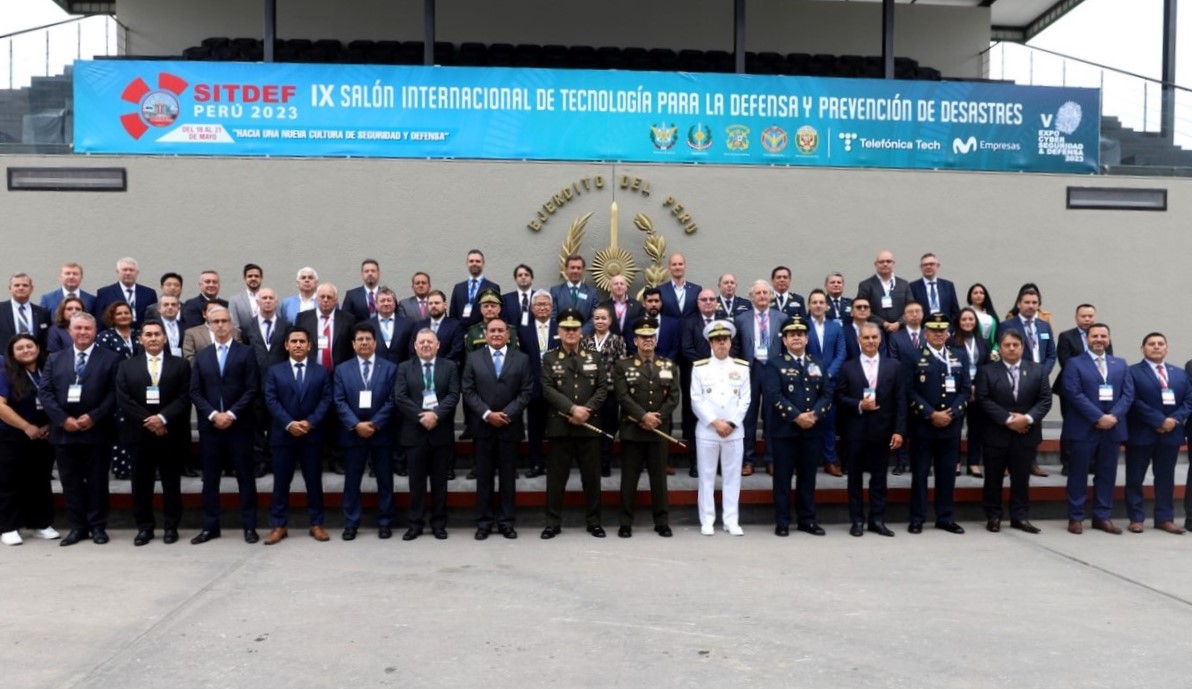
[{"left": 0, "top": 334, "right": 57, "bottom": 545}]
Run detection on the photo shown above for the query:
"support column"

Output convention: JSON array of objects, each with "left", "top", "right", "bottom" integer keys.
[
  {"left": 734, "top": 0, "right": 746, "bottom": 74},
  {"left": 882, "top": 0, "right": 894, "bottom": 79},
  {"left": 263, "top": 0, "right": 276, "bottom": 62},
  {"left": 1160, "top": 0, "right": 1177, "bottom": 140},
  {"left": 424, "top": 0, "right": 436, "bottom": 66}
]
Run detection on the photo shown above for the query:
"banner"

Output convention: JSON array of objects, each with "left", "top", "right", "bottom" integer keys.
[{"left": 73, "top": 60, "right": 1099, "bottom": 172}]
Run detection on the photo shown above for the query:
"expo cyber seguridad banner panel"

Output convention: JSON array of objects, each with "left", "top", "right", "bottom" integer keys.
[{"left": 73, "top": 59, "right": 1099, "bottom": 172}]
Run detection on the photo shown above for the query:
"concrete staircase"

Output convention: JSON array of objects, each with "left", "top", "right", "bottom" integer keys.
[
  {"left": 1102, "top": 115, "right": 1192, "bottom": 176},
  {"left": 0, "top": 68, "right": 73, "bottom": 152}
]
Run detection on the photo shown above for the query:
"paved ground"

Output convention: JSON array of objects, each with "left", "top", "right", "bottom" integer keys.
[{"left": 3, "top": 517, "right": 1190, "bottom": 689}]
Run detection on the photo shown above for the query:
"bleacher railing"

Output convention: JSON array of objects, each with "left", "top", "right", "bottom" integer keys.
[{"left": 1, "top": 15, "right": 125, "bottom": 89}]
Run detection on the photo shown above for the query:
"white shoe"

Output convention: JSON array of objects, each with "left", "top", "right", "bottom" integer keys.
[
  {"left": 725, "top": 524, "right": 745, "bottom": 536},
  {"left": 35, "top": 526, "right": 60, "bottom": 540},
  {"left": 700, "top": 524, "right": 714, "bottom": 536},
  {"left": 1, "top": 531, "right": 22, "bottom": 546}
]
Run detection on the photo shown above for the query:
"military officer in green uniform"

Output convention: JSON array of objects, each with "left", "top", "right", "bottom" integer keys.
[
  {"left": 466, "top": 288, "right": 518, "bottom": 352},
  {"left": 613, "top": 318, "right": 680, "bottom": 538},
  {"left": 540, "top": 308, "right": 609, "bottom": 539}
]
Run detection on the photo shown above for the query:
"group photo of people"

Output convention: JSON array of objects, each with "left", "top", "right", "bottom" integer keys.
[{"left": 1, "top": 246, "right": 1188, "bottom": 549}]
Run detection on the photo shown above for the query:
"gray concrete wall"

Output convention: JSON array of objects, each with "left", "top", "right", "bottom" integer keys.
[
  {"left": 0, "top": 154, "right": 1186, "bottom": 362},
  {"left": 117, "top": 0, "right": 988, "bottom": 78}
]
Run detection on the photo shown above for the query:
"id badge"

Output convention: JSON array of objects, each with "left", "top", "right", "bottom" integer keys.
[
  {"left": 880, "top": 295, "right": 893, "bottom": 309},
  {"left": 807, "top": 363, "right": 822, "bottom": 377},
  {"left": 1098, "top": 384, "right": 1114, "bottom": 401},
  {"left": 463, "top": 303, "right": 473, "bottom": 319},
  {"left": 969, "top": 365, "right": 977, "bottom": 379},
  {"left": 146, "top": 386, "right": 161, "bottom": 405},
  {"left": 659, "top": 369, "right": 673, "bottom": 380},
  {"left": 68, "top": 384, "right": 83, "bottom": 403},
  {"left": 422, "top": 389, "right": 438, "bottom": 410},
  {"left": 755, "top": 345, "right": 768, "bottom": 362},
  {"left": 359, "top": 390, "right": 373, "bottom": 409},
  {"left": 578, "top": 292, "right": 589, "bottom": 301},
  {"left": 1162, "top": 389, "right": 1176, "bottom": 406},
  {"left": 863, "top": 387, "right": 876, "bottom": 401},
  {"left": 521, "top": 312, "right": 529, "bottom": 327},
  {"left": 944, "top": 376, "right": 956, "bottom": 394},
  {"left": 318, "top": 336, "right": 329, "bottom": 351}
]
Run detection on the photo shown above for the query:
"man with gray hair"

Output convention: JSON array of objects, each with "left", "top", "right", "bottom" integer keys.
[
  {"left": 94, "top": 257, "right": 157, "bottom": 324},
  {"left": 296, "top": 283, "right": 356, "bottom": 475},
  {"left": 734, "top": 279, "right": 788, "bottom": 475},
  {"left": 281, "top": 266, "right": 320, "bottom": 322},
  {"left": 518, "top": 289, "right": 557, "bottom": 478}
]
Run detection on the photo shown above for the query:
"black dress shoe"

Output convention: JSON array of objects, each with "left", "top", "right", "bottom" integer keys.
[
  {"left": 586, "top": 525, "right": 606, "bottom": 538},
  {"left": 601, "top": 463, "right": 612, "bottom": 478},
  {"left": 191, "top": 530, "right": 220, "bottom": 544},
  {"left": 908, "top": 521, "right": 923, "bottom": 534},
  {"left": 329, "top": 461, "right": 345, "bottom": 475},
  {"left": 475, "top": 528, "right": 490, "bottom": 541},
  {"left": 378, "top": 526, "right": 392, "bottom": 540},
  {"left": 935, "top": 521, "right": 965, "bottom": 535},
  {"left": 466, "top": 469, "right": 477, "bottom": 480},
  {"left": 244, "top": 529, "right": 260, "bottom": 544},
  {"left": 688, "top": 467, "right": 698, "bottom": 478},
  {"left": 892, "top": 462, "right": 907, "bottom": 476},
  {"left": 395, "top": 466, "right": 409, "bottom": 477},
  {"left": 540, "top": 526, "right": 560, "bottom": 539},
  {"left": 181, "top": 467, "right": 200, "bottom": 478},
  {"left": 402, "top": 528, "right": 421, "bottom": 541},
  {"left": 654, "top": 525, "right": 673, "bottom": 538},
  {"left": 774, "top": 524, "right": 790, "bottom": 537},
  {"left": 849, "top": 522, "right": 864, "bottom": 537},
  {"left": 618, "top": 526, "right": 632, "bottom": 538},
  {"left": 1011, "top": 520, "right": 1041, "bottom": 534},
  {"left": 868, "top": 522, "right": 895, "bottom": 537},
  {"left": 134, "top": 529, "right": 154, "bottom": 546},
  {"left": 446, "top": 470, "right": 456, "bottom": 481},
  {"left": 525, "top": 466, "right": 545, "bottom": 479},
  {"left": 986, "top": 519, "right": 1001, "bottom": 533},
  {"left": 432, "top": 528, "right": 448, "bottom": 540},
  {"left": 163, "top": 529, "right": 179, "bottom": 544},
  {"left": 92, "top": 529, "right": 110, "bottom": 544},
  {"left": 60, "top": 529, "right": 88, "bottom": 546},
  {"left": 797, "top": 523, "right": 826, "bottom": 536},
  {"left": 501, "top": 527, "right": 518, "bottom": 540},
  {"left": 343, "top": 527, "right": 358, "bottom": 541},
  {"left": 254, "top": 464, "right": 269, "bottom": 478}
]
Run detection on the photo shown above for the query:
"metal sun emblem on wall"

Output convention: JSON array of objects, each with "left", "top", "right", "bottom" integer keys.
[{"left": 557, "top": 202, "right": 670, "bottom": 292}]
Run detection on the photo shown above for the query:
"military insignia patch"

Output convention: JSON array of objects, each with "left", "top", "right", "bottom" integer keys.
[
  {"left": 795, "top": 125, "right": 819, "bottom": 154},
  {"left": 687, "top": 123, "right": 713, "bottom": 151},
  {"left": 725, "top": 124, "right": 750, "bottom": 151},
  {"left": 761, "top": 126, "right": 787, "bottom": 153},
  {"left": 650, "top": 122, "right": 678, "bottom": 150}
]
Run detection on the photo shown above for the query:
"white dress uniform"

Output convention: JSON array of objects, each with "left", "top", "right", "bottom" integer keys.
[{"left": 690, "top": 324, "right": 752, "bottom": 535}]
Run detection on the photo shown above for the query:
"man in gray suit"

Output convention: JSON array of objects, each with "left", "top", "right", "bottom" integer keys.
[
  {"left": 462, "top": 318, "right": 533, "bottom": 540},
  {"left": 228, "top": 263, "right": 263, "bottom": 330},
  {"left": 397, "top": 271, "right": 433, "bottom": 321},
  {"left": 734, "top": 280, "right": 789, "bottom": 475},
  {"left": 549, "top": 255, "right": 598, "bottom": 324}
]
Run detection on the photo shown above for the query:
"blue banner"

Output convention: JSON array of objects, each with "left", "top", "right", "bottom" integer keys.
[{"left": 73, "top": 60, "right": 1099, "bottom": 172}]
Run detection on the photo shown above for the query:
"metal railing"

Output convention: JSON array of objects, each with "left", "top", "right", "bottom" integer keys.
[{"left": 1, "top": 15, "right": 125, "bottom": 89}]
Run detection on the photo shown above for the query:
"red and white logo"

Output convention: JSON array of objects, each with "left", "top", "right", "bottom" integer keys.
[{"left": 119, "top": 72, "right": 188, "bottom": 139}]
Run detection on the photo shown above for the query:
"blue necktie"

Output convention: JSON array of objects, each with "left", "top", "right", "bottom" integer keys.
[
  {"left": 468, "top": 279, "right": 478, "bottom": 303},
  {"left": 493, "top": 349, "right": 504, "bottom": 377},
  {"left": 362, "top": 359, "right": 372, "bottom": 387},
  {"left": 75, "top": 351, "right": 86, "bottom": 381},
  {"left": 217, "top": 344, "right": 228, "bottom": 375},
  {"left": 17, "top": 304, "right": 29, "bottom": 334},
  {"left": 294, "top": 362, "right": 304, "bottom": 389}
]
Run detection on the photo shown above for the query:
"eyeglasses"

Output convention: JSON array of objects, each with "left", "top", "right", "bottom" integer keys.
[
  {"left": 853, "top": 305, "right": 871, "bottom": 310},
  {"left": 697, "top": 297, "right": 717, "bottom": 302}
]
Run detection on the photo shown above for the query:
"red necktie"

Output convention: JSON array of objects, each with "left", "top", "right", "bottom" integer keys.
[
  {"left": 322, "top": 317, "right": 333, "bottom": 370},
  {"left": 1157, "top": 363, "right": 1169, "bottom": 389}
]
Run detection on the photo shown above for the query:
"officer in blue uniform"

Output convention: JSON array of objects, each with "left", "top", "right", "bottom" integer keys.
[
  {"left": 763, "top": 317, "right": 832, "bottom": 537},
  {"left": 908, "top": 312, "right": 970, "bottom": 534}
]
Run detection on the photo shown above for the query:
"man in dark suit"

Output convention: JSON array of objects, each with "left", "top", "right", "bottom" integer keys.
[
  {"left": 733, "top": 280, "right": 789, "bottom": 475},
  {"left": 597, "top": 274, "right": 643, "bottom": 339},
  {"left": 412, "top": 290, "right": 464, "bottom": 364},
  {"left": 463, "top": 318, "right": 533, "bottom": 540},
  {"left": 343, "top": 258, "right": 382, "bottom": 323},
  {"left": 1056, "top": 304, "right": 1112, "bottom": 475},
  {"left": 1061, "top": 323, "right": 1134, "bottom": 535},
  {"left": 770, "top": 266, "right": 806, "bottom": 319},
  {"left": 296, "top": 283, "right": 357, "bottom": 374},
  {"left": 502, "top": 264, "right": 537, "bottom": 331},
  {"left": 550, "top": 255, "right": 598, "bottom": 323},
  {"left": 713, "top": 273, "right": 752, "bottom": 320},
  {"left": 518, "top": 290, "right": 556, "bottom": 478},
  {"left": 396, "top": 271, "right": 432, "bottom": 321},
  {"left": 93, "top": 257, "right": 157, "bottom": 324},
  {"left": 835, "top": 322, "right": 906, "bottom": 537},
  {"left": 262, "top": 325, "right": 333, "bottom": 546},
  {"left": 764, "top": 318, "right": 832, "bottom": 537},
  {"left": 181, "top": 270, "right": 227, "bottom": 330},
  {"left": 115, "top": 321, "right": 191, "bottom": 546},
  {"left": 658, "top": 253, "right": 701, "bottom": 320},
  {"left": 334, "top": 322, "right": 399, "bottom": 540},
  {"left": 680, "top": 288, "right": 723, "bottom": 475},
  {"left": 155, "top": 294, "right": 187, "bottom": 358},
  {"left": 394, "top": 327, "right": 460, "bottom": 540},
  {"left": 907, "top": 312, "right": 970, "bottom": 535},
  {"left": 37, "top": 312, "right": 121, "bottom": 546},
  {"left": 908, "top": 253, "right": 960, "bottom": 324},
  {"left": 1126, "top": 332, "right": 1192, "bottom": 535},
  {"left": 0, "top": 273, "right": 51, "bottom": 352},
  {"left": 854, "top": 250, "right": 911, "bottom": 335},
  {"left": 189, "top": 306, "right": 261, "bottom": 545},
  {"left": 997, "top": 286, "right": 1057, "bottom": 477},
  {"left": 449, "top": 249, "right": 500, "bottom": 329},
  {"left": 143, "top": 272, "right": 184, "bottom": 325},
  {"left": 975, "top": 329, "right": 1052, "bottom": 533},
  {"left": 371, "top": 287, "right": 414, "bottom": 367},
  {"left": 824, "top": 272, "right": 852, "bottom": 323},
  {"left": 843, "top": 297, "right": 884, "bottom": 361},
  {"left": 884, "top": 300, "right": 924, "bottom": 475},
  {"left": 240, "top": 287, "right": 289, "bottom": 477},
  {"left": 38, "top": 262, "right": 96, "bottom": 315},
  {"left": 805, "top": 290, "right": 846, "bottom": 476}
]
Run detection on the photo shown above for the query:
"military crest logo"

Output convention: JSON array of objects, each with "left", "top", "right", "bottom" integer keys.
[
  {"left": 687, "top": 123, "right": 713, "bottom": 151},
  {"left": 795, "top": 125, "right": 820, "bottom": 154},
  {"left": 760, "top": 126, "right": 787, "bottom": 153},
  {"left": 650, "top": 122, "right": 678, "bottom": 150},
  {"left": 725, "top": 124, "right": 750, "bottom": 151}
]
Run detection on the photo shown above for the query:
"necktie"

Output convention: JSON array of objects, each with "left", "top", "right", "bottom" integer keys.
[
  {"left": 676, "top": 285, "right": 686, "bottom": 313},
  {"left": 911, "top": 331, "right": 919, "bottom": 349},
  {"left": 1080, "top": 330, "right": 1088, "bottom": 352},
  {"left": 431, "top": 320, "right": 440, "bottom": 335},
  {"left": 263, "top": 318, "right": 273, "bottom": 343},
  {"left": 758, "top": 313, "right": 768, "bottom": 344},
  {"left": 538, "top": 323, "right": 547, "bottom": 350},
  {"left": 367, "top": 291, "right": 376, "bottom": 315},
  {"left": 1010, "top": 364, "right": 1020, "bottom": 400},
  {"left": 928, "top": 281, "right": 939, "bottom": 312},
  {"left": 67, "top": 291, "right": 77, "bottom": 299},
  {"left": 1025, "top": 320, "right": 1039, "bottom": 361},
  {"left": 75, "top": 350, "right": 87, "bottom": 381},
  {"left": 17, "top": 304, "right": 29, "bottom": 334},
  {"left": 704, "top": 317, "right": 712, "bottom": 326},
  {"left": 382, "top": 318, "right": 393, "bottom": 344},
  {"left": 777, "top": 294, "right": 786, "bottom": 311},
  {"left": 616, "top": 302, "right": 626, "bottom": 329},
  {"left": 294, "top": 362, "right": 304, "bottom": 388},
  {"left": 362, "top": 359, "right": 372, "bottom": 387},
  {"left": 569, "top": 285, "right": 578, "bottom": 305},
  {"left": 322, "top": 317, "right": 333, "bottom": 370},
  {"left": 468, "top": 279, "right": 478, "bottom": 303},
  {"left": 423, "top": 362, "right": 433, "bottom": 390},
  {"left": 1095, "top": 355, "right": 1107, "bottom": 381},
  {"left": 149, "top": 356, "right": 160, "bottom": 386},
  {"left": 865, "top": 358, "right": 877, "bottom": 388},
  {"left": 493, "top": 349, "right": 504, "bottom": 377},
  {"left": 217, "top": 344, "right": 228, "bottom": 374},
  {"left": 419, "top": 300, "right": 427, "bottom": 318},
  {"left": 521, "top": 293, "right": 529, "bottom": 317},
  {"left": 126, "top": 287, "right": 136, "bottom": 314},
  {"left": 1157, "top": 363, "right": 1169, "bottom": 389},
  {"left": 833, "top": 298, "right": 841, "bottom": 317}
]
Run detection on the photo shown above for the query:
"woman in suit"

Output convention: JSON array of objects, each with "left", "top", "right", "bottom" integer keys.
[
  {"left": 951, "top": 307, "right": 992, "bottom": 478},
  {"left": 581, "top": 304, "right": 626, "bottom": 477},
  {"left": 965, "top": 283, "right": 999, "bottom": 354},
  {"left": 48, "top": 296, "right": 86, "bottom": 354},
  {"left": 96, "top": 302, "right": 142, "bottom": 479},
  {"left": 0, "top": 334, "right": 57, "bottom": 545}
]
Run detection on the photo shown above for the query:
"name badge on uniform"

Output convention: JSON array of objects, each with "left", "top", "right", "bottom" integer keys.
[
  {"left": 422, "top": 389, "right": 438, "bottom": 410},
  {"left": 463, "top": 303, "right": 473, "bottom": 319},
  {"left": 944, "top": 376, "right": 956, "bottom": 394},
  {"left": 146, "top": 386, "right": 161, "bottom": 405},
  {"left": 880, "top": 296, "right": 893, "bottom": 309},
  {"left": 521, "top": 312, "right": 529, "bottom": 327},
  {"left": 1098, "top": 384, "right": 1114, "bottom": 401},
  {"left": 583, "top": 363, "right": 597, "bottom": 372},
  {"left": 807, "top": 363, "right": 822, "bottom": 377},
  {"left": 359, "top": 390, "right": 373, "bottom": 409},
  {"left": 1162, "top": 389, "right": 1176, "bottom": 406},
  {"left": 1040, "top": 332, "right": 1050, "bottom": 341},
  {"left": 318, "top": 336, "right": 329, "bottom": 351},
  {"left": 659, "top": 369, "right": 673, "bottom": 380},
  {"left": 577, "top": 292, "right": 589, "bottom": 301},
  {"left": 68, "top": 384, "right": 83, "bottom": 403},
  {"left": 863, "top": 387, "right": 876, "bottom": 401}
]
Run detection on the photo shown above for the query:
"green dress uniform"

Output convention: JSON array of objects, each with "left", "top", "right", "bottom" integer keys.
[
  {"left": 541, "top": 345, "right": 608, "bottom": 529},
  {"left": 466, "top": 321, "right": 517, "bottom": 352},
  {"left": 613, "top": 354, "right": 680, "bottom": 531}
]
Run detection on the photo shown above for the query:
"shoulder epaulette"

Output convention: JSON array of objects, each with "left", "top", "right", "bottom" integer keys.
[
  {"left": 693, "top": 358, "right": 711, "bottom": 367},
  {"left": 733, "top": 358, "right": 750, "bottom": 366}
]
